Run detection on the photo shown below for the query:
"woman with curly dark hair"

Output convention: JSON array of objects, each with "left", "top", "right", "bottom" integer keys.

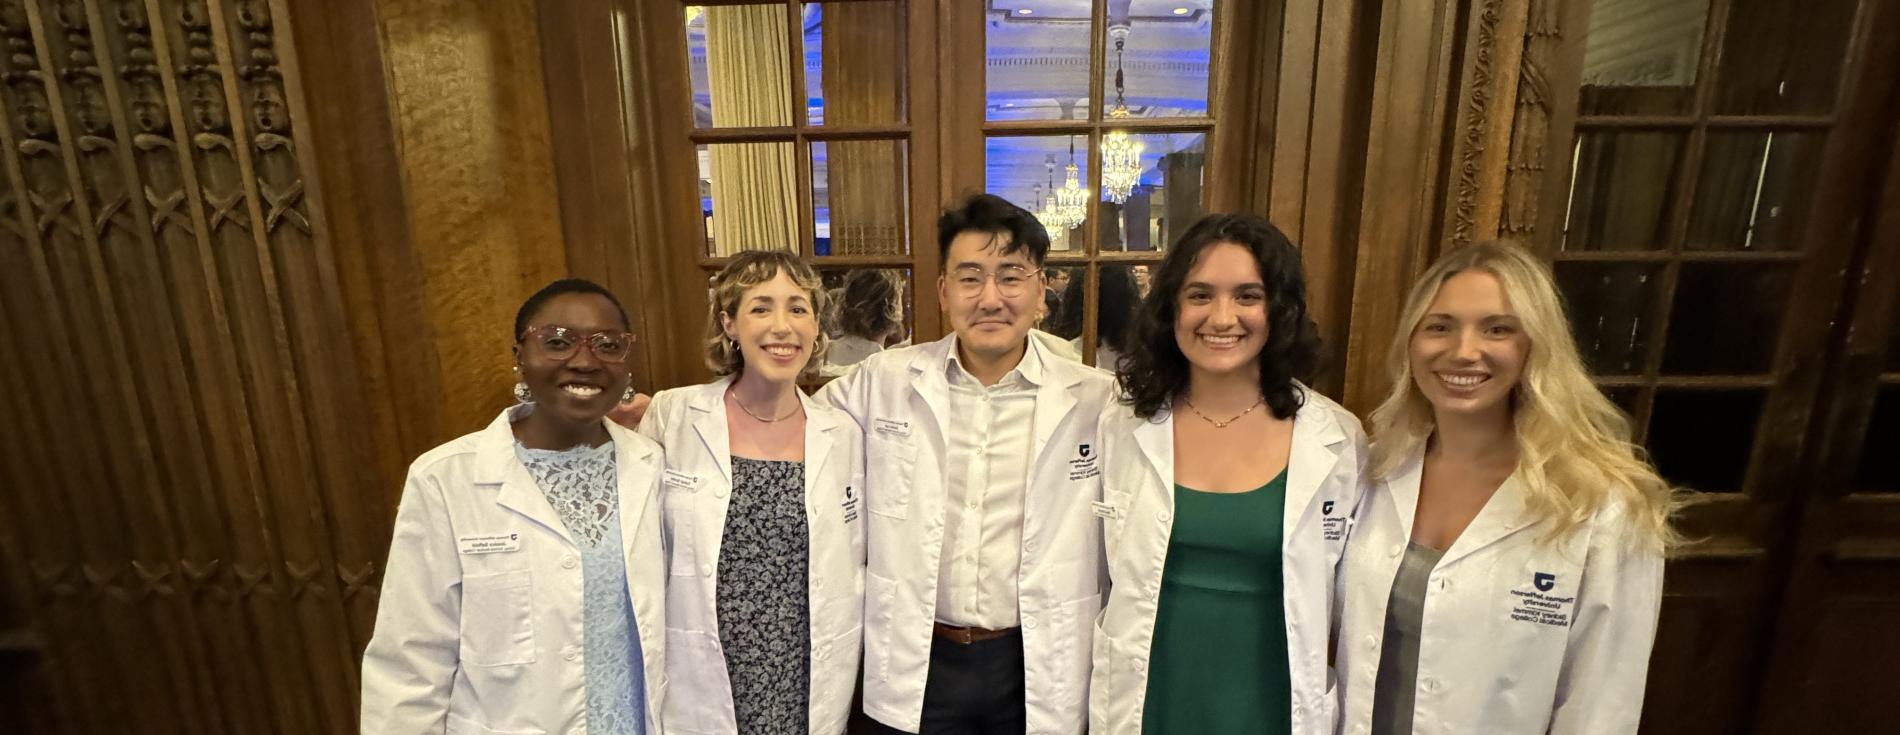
[{"left": 1088, "top": 214, "right": 1368, "bottom": 734}]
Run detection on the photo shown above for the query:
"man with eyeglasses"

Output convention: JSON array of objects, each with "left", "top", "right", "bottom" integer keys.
[{"left": 820, "top": 193, "right": 1114, "bottom": 734}]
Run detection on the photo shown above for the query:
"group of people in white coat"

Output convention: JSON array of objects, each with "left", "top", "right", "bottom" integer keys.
[{"left": 359, "top": 192, "right": 1676, "bottom": 734}]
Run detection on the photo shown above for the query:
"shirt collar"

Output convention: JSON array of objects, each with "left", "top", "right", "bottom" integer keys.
[{"left": 945, "top": 333, "right": 1045, "bottom": 389}]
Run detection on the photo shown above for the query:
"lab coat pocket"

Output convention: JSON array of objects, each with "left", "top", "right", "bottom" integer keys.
[
  {"left": 865, "top": 437, "right": 916, "bottom": 519},
  {"left": 662, "top": 487, "right": 697, "bottom": 576},
  {"left": 811, "top": 625, "right": 863, "bottom": 734},
  {"left": 663, "top": 628, "right": 730, "bottom": 733},
  {"left": 460, "top": 569, "right": 535, "bottom": 666}
]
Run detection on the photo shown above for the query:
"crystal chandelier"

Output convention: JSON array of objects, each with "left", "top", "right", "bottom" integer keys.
[
  {"left": 1032, "top": 181, "right": 1065, "bottom": 234},
  {"left": 1100, "top": 25, "right": 1144, "bottom": 204},
  {"left": 1054, "top": 136, "right": 1088, "bottom": 228}
]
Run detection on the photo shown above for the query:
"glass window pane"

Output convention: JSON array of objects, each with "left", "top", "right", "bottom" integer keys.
[
  {"left": 986, "top": 134, "right": 1091, "bottom": 252},
  {"left": 1102, "top": 1, "right": 1213, "bottom": 119},
  {"left": 1686, "top": 131, "right": 1824, "bottom": 251},
  {"left": 1715, "top": 0, "right": 1857, "bottom": 115},
  {"left": 1662, "top": 263, "right": 1794, "bottom": 375},
  {"left": 698, "top": 142, "right": 800, "bottom": 255},
  {"left": 1599, "top": 385, "right": 1645, "bottom": 427},
  {"left": 1044, "top": 264, "right": 1145, "bottom": 371},
  {"left": 1555, "top": 262, "right": 1663, "bottom": 376},
  {"left": 687, "top": 5, "right": 795, "bottom": 128},
  {"left": 1579, "top": 0, "right": 1708, "bottom": 116},
  {"left": 807, "top": 2, "right": 907, "bottom": 126},
  {"left": 1648, "top": 388, "right": 1764, "bottom": 492},
  {"left": 1099, "top": 131, "right": 1205, "bottom": 252},
  {"left": 819, "top": 267, "right": 913, "bottom": 375},
  {"left": 813, "top": 139, "right": 910, "bottom": 255},
  {"left": 1562, "top": 130, "right": 1685, "bottom": 251},
  {"left": 986, "top": 3, "right": 1092, "bottom": 121},
  {"left": 1857, "top": 384, "right": 1900, "bottom": 492}
]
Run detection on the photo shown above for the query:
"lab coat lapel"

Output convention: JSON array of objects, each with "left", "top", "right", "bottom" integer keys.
[
  {"left": 1283, "top": 390, "right": 1345, "bottom": 541},
  {"left": 689, "top": 377, "right": 735, "bottom": 485},
  {"left": 800, "top": 391, "right": 837, "bottom": 519},
  {"left": 1131, "top": 409, "right": 1173, "bottom": 494},
  {"left": 480, "top": 406, "right": 576, "bottom": 546},
  {"left": 907, "top": 337, "right": 955, "bottom": 456},
  {"left": 1436, "top": 473, "right": 1537, "bottom": 569},
  {"left": 609, "top": 419, "right": 659, "bottom": 548}
]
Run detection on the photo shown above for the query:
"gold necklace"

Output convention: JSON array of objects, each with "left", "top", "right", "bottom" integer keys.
[
  {"left": 729, "top": 388, "right": 801, "bottom": 423},
  {"left": 1179, "top": 394, "right": 1266, "bottom": 429}
]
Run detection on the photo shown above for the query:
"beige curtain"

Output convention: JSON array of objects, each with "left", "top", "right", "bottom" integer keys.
[
  {"left": 820, "top": 3, "right": 906, "bottom": 255},
  {"left": 705, "top": 5, "right": 798, "bottom": 254}
]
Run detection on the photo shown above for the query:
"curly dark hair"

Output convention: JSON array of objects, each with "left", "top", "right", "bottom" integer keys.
[
  {"left": 839, "top": 269, "right": 902, "bottom": 340},
  {"left": 1117, "top": 214, "right": 1323, "bottom": 420}
]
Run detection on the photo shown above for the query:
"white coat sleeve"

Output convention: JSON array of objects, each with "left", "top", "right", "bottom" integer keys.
[
  {"left": 1548, "top": 514, "right": 1665, "bottom": 734},
  {"left": 360, "top": 471, "right": 461, "bottom": 734},
  {"left": 636, "top": 390, "right": 670, "bottom": 446},
  {"left": 815, "top": 359, "right": 870, "bottom": 430}
]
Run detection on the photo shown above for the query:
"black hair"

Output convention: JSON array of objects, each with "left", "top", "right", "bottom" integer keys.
[
  {"left": 1052, "top": 265, "right": 1140, "bottom": 352},
  {"left": 936, "top": 193, "right": 1051, "bottom": 269},
  {"left": 1117, "top": 214, "right": 1323, "bottom": 420},
  {"left": 514, "top": 278, "right": 631, "bottom": 341}
]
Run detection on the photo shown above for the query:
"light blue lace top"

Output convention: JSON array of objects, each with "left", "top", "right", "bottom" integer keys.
[{"left": 515, "top": 439, "right": 646, "bottom": 735}]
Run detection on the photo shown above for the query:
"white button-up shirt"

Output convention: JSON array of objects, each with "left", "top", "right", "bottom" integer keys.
[{"left": 935, "top": 344, "right": 1042, "bottom": 629}]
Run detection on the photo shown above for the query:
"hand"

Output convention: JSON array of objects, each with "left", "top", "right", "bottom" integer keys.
[{"left": 608, "top": 392, "right": 651, "bottom": 429}]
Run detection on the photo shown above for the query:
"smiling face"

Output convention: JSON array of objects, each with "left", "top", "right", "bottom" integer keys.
[
  {"left": 1408, "top": 269, "right": 1531, "bottom": 421},
  {"left": 722, "top": 269, "right": 820, "bottom": 384},
  {"left": 938, "top": 230, "right": 1041, "bottom": 362},
  {"left": 1173, "top": 241, "right": 1270, "bottom": 378},
  {"left": 514, "top": 292, "right": 633, "bottom": 430}
]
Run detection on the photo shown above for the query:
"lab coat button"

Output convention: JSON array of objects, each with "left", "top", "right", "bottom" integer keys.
[
  {"left": 701, "top": 563, "right": 714, "bottom": 576},
  {"left": 715, "top": 486, "right": 729, "bottom": 498},
  {"left": 1023, "top": 617, "right": 1038, "bottom": 629},
  {"left": 1437, "top": 578, "right": 1451, "bottom": 592},
  {"left": 1422, "top": 676, "right": 1440, "bottom": 693},
  {"left": 1363, "top": 634, "right": 1377, "bottom": 650},
  {"left": 561, "top": 556, "right": 578, "bottom": 570},
  {"left": 1158, "top": 511, "right": 1170, "bottom": 523},
  {"left": 1388, "top": 545, "right": 1402, "bottom": 558}
]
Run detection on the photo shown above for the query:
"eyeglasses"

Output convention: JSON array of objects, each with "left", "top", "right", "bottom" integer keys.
[
  {"left": 519, "top": 326, "right": 637, "bottom": 363},
  {"left": 949, "top": 265, "right": 1041, "bottom": 299}
]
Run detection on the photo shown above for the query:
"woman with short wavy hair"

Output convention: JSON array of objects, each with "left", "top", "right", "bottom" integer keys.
[
  {"left": 1335, "top": 241, "right": 1677, "bottom": 734},
  {"left": 1090, "top": 214, "right": 1367, "bottom": 734},
  {"left": 640, "top": 250, "right": 866, "bottom": 734}
]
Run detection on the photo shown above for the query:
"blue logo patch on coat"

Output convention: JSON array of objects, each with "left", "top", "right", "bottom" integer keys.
[
  {"left": 1322, "top": 500, "right": 1335, "bottom": 515},
  {"left": 1534, "top": 572, "right": 1556, "bottom": 592},
  {"left": 1078, "top": 443, "right": 1092, "bottom": 459}
]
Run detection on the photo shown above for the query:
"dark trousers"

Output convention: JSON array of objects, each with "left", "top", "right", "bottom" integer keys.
[{"left": 863, "top": 630, "right": 1027, "bottom": 735}]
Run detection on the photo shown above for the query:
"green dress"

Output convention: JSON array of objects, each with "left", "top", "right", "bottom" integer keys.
[{"left": 1142, "top": 469, "right": 1292, "bottom": 734}]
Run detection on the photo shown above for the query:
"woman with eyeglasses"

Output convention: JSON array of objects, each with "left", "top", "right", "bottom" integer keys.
[
  {"left": 362, "top": 278, "right": 667, "bottom": 735},
  {"left": 638, "top": 250, "right": 865, "bottom": 734}
]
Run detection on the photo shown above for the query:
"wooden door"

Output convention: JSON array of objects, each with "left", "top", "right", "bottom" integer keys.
[{"left": 1540, "top": 0, "right": 1900, "bottom": 731}]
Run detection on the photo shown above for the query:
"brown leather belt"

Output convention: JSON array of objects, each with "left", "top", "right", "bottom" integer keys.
[{"left": 932, "top": 622, "right": 1020, "bottom": 645}]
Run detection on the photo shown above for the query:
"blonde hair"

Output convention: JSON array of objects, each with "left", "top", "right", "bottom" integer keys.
[
  {"left": 704, "top": 250, "right": 830, "bottom": 380},
  {"left": 1366, "top": 241, "right": 1682, "bottom": 551}
]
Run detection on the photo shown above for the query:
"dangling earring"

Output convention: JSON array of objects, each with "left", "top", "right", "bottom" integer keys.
[
  {"left": 512, "top": 367, "right": 533, "bottom": 403},
  {"left": 621, "top": 380, "right": 636, "bottom": 404}
]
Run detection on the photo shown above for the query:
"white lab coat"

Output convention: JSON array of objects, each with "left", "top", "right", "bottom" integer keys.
[
  {"left": 1089, "top": 387, "right": 1367, "bottom": 734},
  {"left": 1333, "top": 450, "right": 1665, "bottom": 734},
  {"left": 817, "top": 334, "right": 1115, "bottom": 734},
  {"left": 636, "top": 377, "right": 866, "bottom": 734},
  {"left": 361, "top": 405, "right": 668, "bottom": 735}
]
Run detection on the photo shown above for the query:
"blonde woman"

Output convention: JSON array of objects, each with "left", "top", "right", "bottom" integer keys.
[
  {"left": 1334, "top": 242, "right": 1678, "bottom": 734},
  {"left": 639, "top": 250, "right": 866, "bottom": 734}
]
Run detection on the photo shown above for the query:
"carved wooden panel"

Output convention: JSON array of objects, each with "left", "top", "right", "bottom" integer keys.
[{"left": 0, "top": 1, "right": 378, "bottom": 732}]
